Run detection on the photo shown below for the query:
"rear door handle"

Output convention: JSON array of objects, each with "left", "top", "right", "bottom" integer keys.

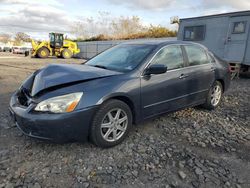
[{"left": 179, "top": 74, "right": 189, "bottom": 79}]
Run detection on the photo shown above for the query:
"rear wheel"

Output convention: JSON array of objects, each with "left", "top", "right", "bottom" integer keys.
[
  {"left": 62, "top": 49, "right": 72, "bottom": 59},
  {"left": 202, "top": 81, "right": 223, "bottom": 110},
  {"left": 37, "top": 47, "right": 49, "bottom": 58},
  {"left": 90, "top": 99, "right": 132, "bottom": 148}
]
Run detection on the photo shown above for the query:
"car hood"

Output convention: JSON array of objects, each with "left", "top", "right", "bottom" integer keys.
[{"left": 30, "top": 64, "right": 121, "bottom": 96}]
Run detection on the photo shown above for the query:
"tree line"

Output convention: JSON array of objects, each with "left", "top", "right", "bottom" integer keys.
[
  {"left": 0, "top": 13, "right": 177, "bottom": 43},
  {"left": 71, "top": 13, "right": 177, "bottom": 41},
  {"left": 0, "top": 32, "right": 31, "bottom": 45}
]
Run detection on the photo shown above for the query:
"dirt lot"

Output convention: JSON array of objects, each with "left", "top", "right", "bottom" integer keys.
[{"left": 0, "top": 52, "right": 249, "bottom": 188}]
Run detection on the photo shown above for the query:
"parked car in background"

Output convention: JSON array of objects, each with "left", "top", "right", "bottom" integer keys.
[
  {"left": 9, "top": 40, "right": 231, "bottom": 148},
  {"left": 13, "top": 46, "right": 21, "bottom": 54},
  {"left": 21, "top": 47, "right": 31, "bottom": 54},
  {"left": 20, "top": 47, "right": 28, "bottom": 54},
  {"left": 3, "top": 47, "right": 12, "bottom": 52},
  {"left": 13, "top": 47, "right": 31, "bottom": 54}
]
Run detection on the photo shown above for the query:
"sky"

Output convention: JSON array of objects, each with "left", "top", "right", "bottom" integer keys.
[{"left": 0, "top": 0, "right": 250, "bottom": 40}]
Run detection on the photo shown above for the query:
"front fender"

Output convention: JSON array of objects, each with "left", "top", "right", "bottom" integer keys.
[{"left": 97, "top": 92, "right": 134, "bottom": 105}]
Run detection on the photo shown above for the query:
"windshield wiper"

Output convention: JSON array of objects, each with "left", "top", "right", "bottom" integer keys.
[{"left": 93, "top": 65, "right": 107, "bottom": 69}]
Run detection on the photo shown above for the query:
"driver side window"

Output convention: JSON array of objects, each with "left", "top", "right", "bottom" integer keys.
[
  {"left": 50, "top": 34, "right": 55, "bottom": 42},
  {"left": 151, "top": 45, "right": 184, "bottom": 70}
]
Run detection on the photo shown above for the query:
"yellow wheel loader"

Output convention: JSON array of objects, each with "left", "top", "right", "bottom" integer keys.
[{"left": 31, "top": 33, "right": 80, "bottom": 59}]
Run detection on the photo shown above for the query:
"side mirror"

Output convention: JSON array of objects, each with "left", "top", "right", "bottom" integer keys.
[{"left": 144, "top": 64, "right": 167, "bottom": 75}]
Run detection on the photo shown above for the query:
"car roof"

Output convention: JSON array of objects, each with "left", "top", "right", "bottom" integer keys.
[{"left": 121, "top": 39, "right": 208, "bottom": 50}]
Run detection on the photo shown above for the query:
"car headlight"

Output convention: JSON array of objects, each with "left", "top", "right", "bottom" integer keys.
[{"left": 34, "top": 92, "right": 83, "bottom": 113}]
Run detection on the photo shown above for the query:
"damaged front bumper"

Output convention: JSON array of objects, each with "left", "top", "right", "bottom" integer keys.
[{"left": 9, "top": 90, "right": 97, "bottom": 142}]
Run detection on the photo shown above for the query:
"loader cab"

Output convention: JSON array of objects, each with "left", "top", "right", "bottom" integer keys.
[{"left": 49, "top": 33, "right": 64, "bottom": 48}]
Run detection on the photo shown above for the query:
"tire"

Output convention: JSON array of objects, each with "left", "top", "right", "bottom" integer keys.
[
  {"left": 90, "top": 99, "right": 132, "bottom": 148},
  {"left": 61, "top": 49, "right": 72, "bottom": 59},
  {"left": 202, "top": 81, "right": 223, "bottom": 110},
  {"left": 37, "top": 47, "right": 49, "bottom": 58}
]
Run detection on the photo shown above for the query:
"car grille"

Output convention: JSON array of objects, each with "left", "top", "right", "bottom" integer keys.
[{"left": 17, "top": 88, "right": 31, "bottom": 107}]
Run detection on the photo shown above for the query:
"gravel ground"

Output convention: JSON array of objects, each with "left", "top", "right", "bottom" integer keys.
[{"left": 0, "top": 53, "right": 249, "bottom": 188}]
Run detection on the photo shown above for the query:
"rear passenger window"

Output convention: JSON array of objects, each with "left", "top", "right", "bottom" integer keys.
[
  {"left": 185, "top": 45, "right": 209, "bottom": 66},
  {"left": 151, "top": 45, "right": 184, "bottom": 70}
]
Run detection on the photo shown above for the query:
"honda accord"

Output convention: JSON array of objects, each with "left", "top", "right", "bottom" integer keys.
[{"left": 9, "top": 40, "right": 231, "bottom": 147}]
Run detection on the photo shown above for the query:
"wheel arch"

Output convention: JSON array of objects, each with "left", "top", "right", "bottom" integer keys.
[
  {"left": 216, "top": 79, "right": 225, "bottom": 92},
  {"left": 38, "top": 46, "right": 50, "bottom": 53},
  {"left": 100, "top": 95, "right": 137, "bottom": 124},
  {"left": 60, "top": 46, "right": 69, "bottom": 51}
]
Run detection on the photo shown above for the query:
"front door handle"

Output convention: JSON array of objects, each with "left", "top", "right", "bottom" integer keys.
[{"left": 179, "top": 74, "right": 189, "bottom": 79}]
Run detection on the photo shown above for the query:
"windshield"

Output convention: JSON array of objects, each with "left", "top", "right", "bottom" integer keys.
[{"left": 86, "top": 44, "right": 156, "bottom": 72}]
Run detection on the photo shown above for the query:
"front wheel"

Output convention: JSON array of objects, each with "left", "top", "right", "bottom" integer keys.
[
  {"left": 61, "top": 49, "right": 72, "bottom": 59},
  {"left": 90, "top": 100, "right": 132, "bottom": 148},
  {"left": 202, "top": 81, "right": 223, "bottom": 110},
  {"left": 37, "top": 47, "right": 49, "bottom": 58}
]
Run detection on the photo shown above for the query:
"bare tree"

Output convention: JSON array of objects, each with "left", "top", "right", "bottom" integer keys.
[
  {"left": 111, "top": 16, "right": 144, "bottom": 38},
  {"left": 71, "top": 21, "right": 87, "bottom": 39},
  {"left": 70, "top": 14, "right": 176, "bottom": 41},
  {"left": 15, "top": 32, "right": 31, "bottom": 42},
  {"left": 86, "top": 17, "right": 95, "bottom": 37},
  {"left": 96, "top": 11, "right": 112, "bottom": 36},
  {"left": 71, "top": 12, "right": 111, "bottom": 40},
  {"left": 0, "top": 33, "right": 12, "bottom": 44},
  {"left": 13, "top": 32, "right": 31, "bottom": 45}
]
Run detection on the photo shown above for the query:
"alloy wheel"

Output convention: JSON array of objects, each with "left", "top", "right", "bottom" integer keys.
[
  {"left": 211, "top": 84, "right": 222, "bottom": 106},
  {"left": 100, "top": 108, "right": 128, "bottom": 142}
]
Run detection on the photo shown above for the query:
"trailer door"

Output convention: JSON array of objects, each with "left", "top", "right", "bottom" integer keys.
[{"left": 224, "top": 16, "right": 249, "bottom": 62}]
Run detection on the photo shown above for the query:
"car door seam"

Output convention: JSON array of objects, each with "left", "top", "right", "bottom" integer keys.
[{"left": 143, "top": 88, "right": 208, "bottom": 109}]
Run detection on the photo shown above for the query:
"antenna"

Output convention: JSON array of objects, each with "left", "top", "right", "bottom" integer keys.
[{"left": 170, "top": 16, "right": 180, "bottom": 24}]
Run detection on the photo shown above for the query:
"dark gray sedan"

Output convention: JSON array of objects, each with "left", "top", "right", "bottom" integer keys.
[{"left": 9, "top": 40, "right": 231, "bottom": 147}]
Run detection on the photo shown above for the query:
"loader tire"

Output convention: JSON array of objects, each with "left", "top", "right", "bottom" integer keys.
[
  {"left": 37, "top": 47, "right": 49, "bottom": 58},
  {"left": 62, "top": 49, "right": 73, "bottom": 59}
]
